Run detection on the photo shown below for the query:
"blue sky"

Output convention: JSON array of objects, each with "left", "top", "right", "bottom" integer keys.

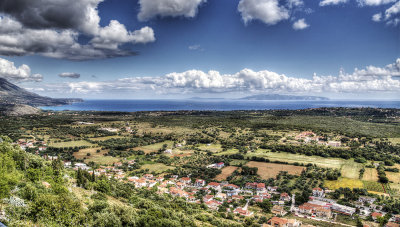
[{"left": 0, "top": 0, "right": 399, "bottom": 99}]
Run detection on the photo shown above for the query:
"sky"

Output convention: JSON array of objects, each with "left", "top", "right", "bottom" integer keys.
[{"left": 0, "top": 0, "right": 399, "bottom": 99}]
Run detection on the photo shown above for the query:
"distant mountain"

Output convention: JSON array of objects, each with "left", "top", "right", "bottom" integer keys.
[
  {"left": 240, "top": 94, "right": 329, "bottom": 101},
  {"left": 0, "top": 77, "right": 82, "bottom": 107}
]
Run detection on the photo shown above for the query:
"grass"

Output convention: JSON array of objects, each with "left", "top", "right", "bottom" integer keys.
[
  {"left": 245, "top": 150, "right": 362, "bottom": 179},
  {"left": 133, "top": 141, "right": 174, "bottom": 154},
  {"left": 362, "top": 168, "right": 379, "bottom": 182},
  {"left": 245, "top": 161, "right": 305, "bottom": 180},
  {"left": 325, "top": 177, "right": 364, "bottom": 190},
  {"left": 73, "top": 147, "right": 120, "bottom": 165},
  {"left": 196, "top": 143, "right": 222, "bottom": 153},
  {"left": 215, "top": 166, "right": 238, "bottom": 181},
  {"left": 49, "top": 140, "right": 95, "bottom": 148},
  {"left": 140, "top": 163, "right": 175, "bottom": 173},
  {"left": 214, "top": 148, "right": 240, "bottom": 156},
  {"left": 230, "top": 159, "right": 248, "bottom": 166},
  {"left": 389, "top": 138, "right": 400, "bottom": 145},
  {"left": 363, "top": 181, "right": 386, "bottom": 193},
  {"left": 89, "top": 135, "right": 125, "bottom": 141}
]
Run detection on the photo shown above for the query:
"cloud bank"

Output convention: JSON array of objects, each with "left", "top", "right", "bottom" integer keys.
[
  {"left": 59, "top": 72, "right": 81, "bottom": 79},
  {"left": 29, "top": 59, "right": 400, "bottom": 96},
  {"left": 0, "top": 0, "right": 155, "bottom": 60},
  {"left": 138, "top": 0, "right": 206, "bottom": 21},
  {"left": 0, "top": 58, "right": 42, "bottom": 82}
]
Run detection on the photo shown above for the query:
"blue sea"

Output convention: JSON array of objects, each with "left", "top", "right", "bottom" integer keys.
[{"left": 40, "top": 99, "right": 400, "bottom": 112}]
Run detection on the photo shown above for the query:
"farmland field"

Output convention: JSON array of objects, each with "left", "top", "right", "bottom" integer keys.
[
  {"left": 89, "top": 135, "right": 125, "bottom": 141},
  {"left": 140, "top": 163, "right": 175, "bottom": 173},
  {"left": 245, "top": 151, "right": 362, "bottom": 179},
  {"left": 49, "top": 140, "right": 95, "bottom": 148},
  {"left": 362, "top": 168, "right": 379, "bottom": 182},
  {"left": 325, "top": 177, "right": 364, "bottom": 190},
  {"left": 73, "top": 147, "right": 120, "bottom": 165},
  {"left": 215, "top": 166, "right": 238, "bottom": 181},
  {"left": 133, "top": 141, "right": 174, "bottom": 154},
  {"left": 245, "top": 161, "right": 305, "bottom": 179}
]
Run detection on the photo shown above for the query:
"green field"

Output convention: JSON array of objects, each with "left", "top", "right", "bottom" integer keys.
[
  {"left": 49, "top": 140, "right": 95, "bottom": 148},
  {"left": 244, "top": 150, "right": 362, "bottom": 179},
  {"left": 325, "top": 177, "right": 364, "bottom": 190},
  {"left": 196, "top": 143, "right": 223, "bottom": 152},
  {"left": 134, "top": 141, "right": 174, "bottom": 153},
  {"left": 141, "top": 163, "right": 175, "bottom": 173}
]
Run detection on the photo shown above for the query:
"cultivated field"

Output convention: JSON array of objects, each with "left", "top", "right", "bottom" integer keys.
[
  {"left": 73, "top": 147, "right": 120, "bottom": 165},
  {"left": 49, "top": 140, "right": 95, "bottom": 148},
  {"left": 215, "top": 166, "right": 238, "bottom": 181},
  {"left": 89, "top": 135, "right": 125, "bottom": 141},
  {"left": 362, "top": 168, "right": 379, "bottom": 182},
  {"left": 133, "top": 141, "right": 174, "bottom": 154},
  {"left": 245, "top": 161, "right": 305, "bottom": 180},
  {"left": 140, "top": 163, "right": 175, "bottom": 173},
  {"left": 245, "top": 151, "right": 362, "bottom": 179},
  {"left": 325, "top": 178, "right": 364, "bottom": 190}
]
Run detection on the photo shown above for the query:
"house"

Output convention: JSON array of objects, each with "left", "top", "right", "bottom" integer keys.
[
  {"left": 386, "top": 222, "right": 400, "bottom": 227},
  {"left": 327, "top": 141, "right": 341, "bottom": 147},
  {"left": 180, "top": 177, "right": 191, "bottom": 185},
  {"left": 312, "top": 188, "right": 324, "bottom": 197},
  {"left": 164, "top": 149, "right": 172, "bottom": 154},
  {"left": 371, "top": 212, "right": 383, "bottom": 221},
  {"left": 266, "top": 217, "right": 301, "bottom": 227},
  {"left": 233, "top": 207, "right": 253, "bottom": 216},
  {"left": 207, "top": 182, "right": 221, "bottom": 190},
  {"left": 268, "top": 186, "right": 278, "bottom": 192},
  {"left": 272, "top": 205, "right": 287, "bottom": 216},
  {"left": 280, "top": 193, "right": 291, "bottom": 201},
  {"left": 358, "top": 196, "right": 376, "bottom": 205},
  {"left": 194, "top": 179, "right": 206, "bottom": 187},
  {"left": 245, "top": 182, "right": 266, "bottom": 191},
  {"left": 205, "top": 200, "right": 222, "bottom": 210},
  {"left": 143, "top": 174, "right": 154, "bottom": 179},
  {"left": 331, "top": 203, "right": 356, "bottom": 216},
  {"left": 215, "top": 162, "right": 224, "bottom": 168},
  {"left": 299, "top": 203, "right": 332, "bottom": 219},
  {"left": 203, "top": 195, "right": 214, "bottom": 202}
]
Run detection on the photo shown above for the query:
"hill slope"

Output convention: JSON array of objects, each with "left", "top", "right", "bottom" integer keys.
[{"left": 0, "top": 78, "right": 82, "bottom": 106}]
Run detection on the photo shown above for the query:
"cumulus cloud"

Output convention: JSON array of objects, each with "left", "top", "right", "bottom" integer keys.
[
  {"left": 238, "top": 0, "right": 290, "bottom": 25},
  {"left": 59, "top": 72, "right": 81, "bottom": 79},
  {"left": 357, "top": 0, "right": 396, "bottom": 6},
  {"left": 0, "top": 0, "right": 155, "bottom": 60},
  {"left": 30, "top": 59, "right": 400, "bottom": 95},
  {"left": 0, "top": 58, "right": 42, "bottom": 82},
  {"left": 319, "top": 0, "right": 348, "bottom": 6},
  {"left": 370, "top": 1, "right": 400, "bottom": 25},
  {"left": 188, "top": 44, "right": 203, "bottom": 51},
  {"left": 372, "top": 13, "right": 382, "bottom": 21},
  {"left": 292, "top": 18, "right": 310, "bottom": 30},
  {"left": 137, "top": 0, "right": 206, "bottom": 21}
]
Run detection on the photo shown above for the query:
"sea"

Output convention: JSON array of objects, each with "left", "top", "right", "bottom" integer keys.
[{"left": 40, "top": 99, "right": 400, "bottom": 112}]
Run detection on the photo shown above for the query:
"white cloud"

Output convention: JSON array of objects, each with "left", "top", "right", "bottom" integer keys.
[
  {"left": 292, "top": 18, "right": 310, "bottom": 30},
  {"left": 357, "top": 0, "right": 396, "bottom": 6},
  {"left": 372, "top": 13, "right": 382, "bottom": 21},
  {"left": 238, "top": 0, "right": 290, "bottom": 25},
  {"left": 0, "top": 58, "right": 42, "bottom": 82},
  {"left": 31, "top": 59, "right": 400, "bottom": 95},
  {"left": 59, "top": 72, "right": 81, "bottom": 79},
  {"left": 0, "top": 1, "right": 155, "bottom": 60},
  {"left": 385, "top": 1, "right": 400, "bottom": 19},
  {"left": 370, "top": 1, "right": 400, "bottom": 25},
  {"left": 188, "top": 44, "right": 203, "bottom": 51},
  {"left": 319, "top": 0, "right": 348, "bottom": 6},
  {"left": 137, "top": 0, "right": 206, "bottom": 21}
]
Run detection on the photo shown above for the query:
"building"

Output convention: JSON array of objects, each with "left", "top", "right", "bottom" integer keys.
[
  {"left": 194, "top": 179, "right": 206, "bottom": 187},
  {"left": 272, "top": 205, "right": 288, "bottom": 216},
  {"left": 386, "top": 222, "right": 400, "bottom": 227},
  {"left": 331, "top": 203, "right": 356, "bottom": 216},
  {"left": 371, "top": 212, "right": 383, "bottom": 221},
  {"left": 358, "top": 196, "right": 376, "bottom": 204},
  {"left": 266, "top": 217, "right": 301, "bottom": 227},
  {"left": 233, "top": 207, "right": 253, "bottom": 216},
  {"left": 312, "top": 188, "right": 324, "bottom": 197},
  {"left": 215, "top": 162, "right": 225, "bottom": 168},
  {"left": 280, "top": 193, "right": 291, "bottom": 201}
]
